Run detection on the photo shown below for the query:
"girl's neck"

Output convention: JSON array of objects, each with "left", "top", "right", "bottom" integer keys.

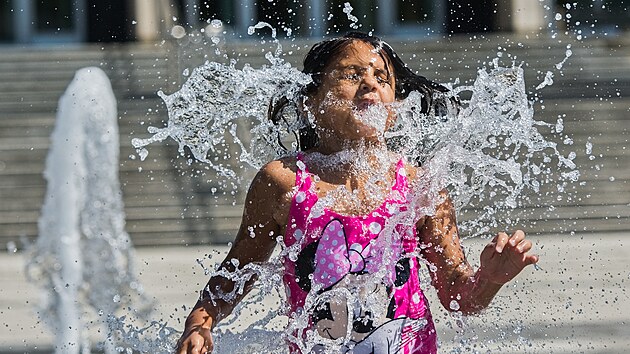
[
  {"left": 304, "top": 143, "right": 401, "bottom": 216},
  {"left": 313, "top": 129, "right": 385, "bottom": 155},
  {"left": 311, "top": 136, "right": 385, "bottom": 157}
]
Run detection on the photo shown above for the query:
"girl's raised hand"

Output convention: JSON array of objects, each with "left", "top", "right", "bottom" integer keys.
[
  {"left": 175, "top": 322, "right": 214, "bottom": 354},
  {"left": 478, "top": 230, "right": 539, "bottom": 285}
]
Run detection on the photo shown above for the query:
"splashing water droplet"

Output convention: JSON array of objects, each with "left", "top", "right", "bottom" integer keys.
[
  {"left": 585, "top": 141, "right": 593, "bottom": 155},
  {"left": 555, "top": 118, "right": 564, "bottom": 133},
  {"left": 536, "top": 71, "right": 554, "bottom": 90},
  {"left": 171, "top": 25, "right": 186, "bottom": 39},
  {"left": 449, "top": 300, "right": 460, "bottom": 311},
  {"left": 343, "top": 2, "right": 360, "bottom": 29},
  {"left": 137, "top": 148, "right": 149, "bottom": 161},
  {"left": 248, "top": 21, "right": 277, "bottom": 39}
]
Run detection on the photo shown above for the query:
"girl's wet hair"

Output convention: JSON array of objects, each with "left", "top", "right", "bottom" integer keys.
[{"left": 269, "top": 31, "right": 451, "bottom": 151}]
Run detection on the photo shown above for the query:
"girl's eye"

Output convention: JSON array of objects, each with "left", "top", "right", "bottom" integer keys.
[
  {"left": 376, "top": 76, "right": 390, "bottom": 85},
  {"left": 343, "top": 73, "right": 361, "bottom": 81}
]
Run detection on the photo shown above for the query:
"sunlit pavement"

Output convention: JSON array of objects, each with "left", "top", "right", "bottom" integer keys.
[{"left": 1, "top": 232, "right": 629, "bottom": 353}]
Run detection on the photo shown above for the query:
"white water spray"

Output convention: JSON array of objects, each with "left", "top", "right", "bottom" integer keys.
[
  {"left": 131, "top": 38, "right": 578, "bottom": 352},
  {"left": 26, "top": 67, "right": 150, "bottom": 353},
  {"left": 131, "top": 51, "right": 312, "bottom": 176}
]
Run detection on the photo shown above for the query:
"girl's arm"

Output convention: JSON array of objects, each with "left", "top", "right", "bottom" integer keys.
[
  {"left": 176, "top": 160, "right": 293, "bottom": 353},
  {"left": 418, "top": 191, "right": 538, "bottom": 315}
]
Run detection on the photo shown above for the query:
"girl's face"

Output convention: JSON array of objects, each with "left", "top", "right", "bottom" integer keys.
[{"left": 308, "top": 40, "right": 396, "bottom": 148}]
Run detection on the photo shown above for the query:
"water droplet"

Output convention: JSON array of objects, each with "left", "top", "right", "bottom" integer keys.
[
  {"left": 137, "top": 148, "right": 148, "bottom": 161},
  {"left": 555, "top": 118, "right": 564, "bottom": 133},
  {"left": 449, "top": 300, "right": 460, "bottom": 311},
  {"left": 368, "top": 222, "right": 382, "bottom": 234},
  {"left": 171, "top": 25, "right": 186, "bottom": 39},
  {"left": 536, "top": 71, "right": 554, "bottom": 90}
]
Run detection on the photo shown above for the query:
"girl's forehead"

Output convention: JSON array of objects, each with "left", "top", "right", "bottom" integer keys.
[{"left": 332, "top": 41, "right": 391, "bottom": 70}]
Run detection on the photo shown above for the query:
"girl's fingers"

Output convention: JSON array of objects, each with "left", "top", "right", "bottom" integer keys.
[
  {"left": 524, "top": 253, "right": 539, "bottom": 265},
  {"left": 516, "top": 239, "right": 532, "bottom": 253},
  {"left": 508, "top": 230, "right": 525, "bottom": 247},
  {"left": 495, "top": 232, "right": 510, "bottom": 253},
  {"left": 513, "top": 251, "right": 538, "bottom": 269}
]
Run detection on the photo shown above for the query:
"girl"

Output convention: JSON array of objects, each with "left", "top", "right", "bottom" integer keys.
[{"left": 175, "top": 32, "right": 538, "bottom": 353}]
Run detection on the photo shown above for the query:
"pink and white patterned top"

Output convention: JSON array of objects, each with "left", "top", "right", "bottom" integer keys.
[{"left": 282, "top": 154, "right": 437, "bottom": 353}]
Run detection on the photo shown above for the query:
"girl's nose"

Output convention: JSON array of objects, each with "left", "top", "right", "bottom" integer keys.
[{"left": 359, "top": 75, "right": 378, "bottom": 94}]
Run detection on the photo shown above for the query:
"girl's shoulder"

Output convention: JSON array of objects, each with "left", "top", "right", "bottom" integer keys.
[
  {"left": 253, "top": 154, "right": 300, "bottom": 195},
  {"left": 245, "top": 156, "right": 300, "bottom": 227},
  {"left": 263, "top": 154, "right": 300, "bottom": 177}
]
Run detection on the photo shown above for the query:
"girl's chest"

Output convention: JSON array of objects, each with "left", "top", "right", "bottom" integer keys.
[{"left": 310, "top": 179, "right": 394, "bottom": 217}]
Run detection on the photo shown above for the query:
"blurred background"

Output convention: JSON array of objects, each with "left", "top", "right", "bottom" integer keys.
[{"left": 0, "top": 0, "right": 629, "bottom": 353}]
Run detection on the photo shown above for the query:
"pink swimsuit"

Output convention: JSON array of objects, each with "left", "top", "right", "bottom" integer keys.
[{"left": 282, "top": 154, "right": 437, "bottom": 353}]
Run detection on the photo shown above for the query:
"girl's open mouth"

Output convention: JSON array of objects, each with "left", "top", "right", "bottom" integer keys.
[{"left": 356, "top": 99, "right": 379, "bottom": 111}]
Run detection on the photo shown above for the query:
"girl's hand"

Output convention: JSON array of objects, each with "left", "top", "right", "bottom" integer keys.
[
  {"left": 479, "top": 230, "right": 539, "bottom": 285},
  {"left": 175, "top": 309, "right": 215, "bottom": 354},
  {"left": 175, "top": 325, "right": 213, "bottom": 354}
]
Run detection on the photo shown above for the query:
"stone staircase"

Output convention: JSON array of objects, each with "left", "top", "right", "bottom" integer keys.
[
  {"left": 0, "top": 34, "right": 628, "bottom": 249},
  {"left": 0, "top": 42, "right": 191, "bottom": 247}
]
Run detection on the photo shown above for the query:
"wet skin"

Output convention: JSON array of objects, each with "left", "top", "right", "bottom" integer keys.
[{"left": 175, "top": 40, "right": 539, "bottom": 354}]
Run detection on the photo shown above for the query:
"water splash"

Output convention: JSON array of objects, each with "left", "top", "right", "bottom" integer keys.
[
  {"left": 133, "top": 39, "right": 578, "bottom": 352},
  {"left": 342, "top": 2, "right": 360, "bottom": 29},
  {"left": 131, "top": 52, "right": 311, "bottom": 182},
  {"left": 26, "top": 67, "right": 151, "bottom": 353}
]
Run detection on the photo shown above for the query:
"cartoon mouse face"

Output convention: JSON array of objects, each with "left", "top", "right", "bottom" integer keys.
[{"left": 293, "top": 219, "right": 413, "bottom": 344}]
